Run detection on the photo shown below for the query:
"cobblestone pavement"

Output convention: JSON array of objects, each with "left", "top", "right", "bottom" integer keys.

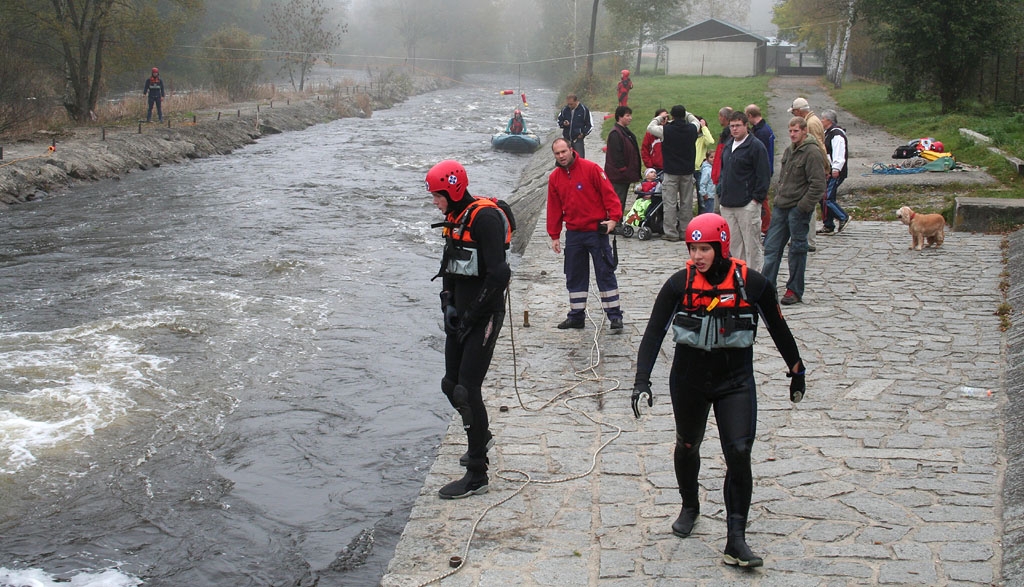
[{"left": 382, "top": 125, "right": 1006, "bottom": 587}]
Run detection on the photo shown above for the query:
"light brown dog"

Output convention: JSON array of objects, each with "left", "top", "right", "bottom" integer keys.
[{"left": 896, "top": 206, "right": 945, "bottom": 250}]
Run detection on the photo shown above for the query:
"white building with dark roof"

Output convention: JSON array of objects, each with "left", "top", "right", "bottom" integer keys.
[{"left": 660, "top": 18, "right": 768, "bottom": 77}]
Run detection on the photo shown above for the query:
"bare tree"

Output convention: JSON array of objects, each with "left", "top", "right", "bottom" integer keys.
[
  {"left": 604, "top": 0, "right": 683, "bottom": 73},
  {"left": 203, "top": 26, "right": 263, "bottom": 101},
  {"left": 3, "top": 0, "right": 199, "bottom": 122},
  {"left": 266, "top": 0, "right": 347, "bottom": 91}
]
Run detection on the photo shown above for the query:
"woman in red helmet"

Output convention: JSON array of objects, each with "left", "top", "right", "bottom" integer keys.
[
  {"left": 630, "top": 213, "right": 806, "bottom": 568},
  {"left": 426, "top": 160, "right": 512, "bottom": 499}
]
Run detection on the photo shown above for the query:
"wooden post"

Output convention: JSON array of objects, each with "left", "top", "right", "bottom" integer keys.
[
  {"left": 193, "top": 115, "right": 197, "bottom": 124},
  {"left": 237, "top": 109, "right": 240, "bottom": 117},
  {"left": 102, "top": 127, "right": 106, "bottom": 141},
  {"left": 139, "top": 122, "right": 143, "bottom": 133},
  {"left": 217, "top": 112, "right": 221, "bottom": 120}
]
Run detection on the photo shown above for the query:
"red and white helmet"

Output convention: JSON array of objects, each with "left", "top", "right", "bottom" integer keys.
[
  {"left": 621, "top": 69, "right": 630, "bottom": 79},
  {"left": 685, "top": 213, "right": 731, "bottom": 258},
  {"left": 425, "top": 160, "right": 469, "bottom": 202},
  {"left": 152, "top": 67, "right": 159, "bottom": 75}
]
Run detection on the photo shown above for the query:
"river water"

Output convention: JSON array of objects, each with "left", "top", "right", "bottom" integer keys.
[{"left": 0, "top": 77, "right": 556, "bottom": 586}]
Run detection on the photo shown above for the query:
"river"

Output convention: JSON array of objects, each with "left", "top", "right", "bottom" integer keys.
[{"left": 0, "top": 77, "right": 557, "bottom": 586}]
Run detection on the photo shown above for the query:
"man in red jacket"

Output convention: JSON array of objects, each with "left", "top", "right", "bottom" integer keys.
[{"left": 547, "top": 138, "right": 624, "bottom": 332}]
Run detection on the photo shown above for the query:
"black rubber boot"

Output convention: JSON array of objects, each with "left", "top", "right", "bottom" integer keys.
[
  {"left": 438, "top": 470, "right": 488, "bottom": 500},
  {"left": 459, "top": 431, "right": 494, "bottom": 467},
  {"left": 671, "top": 505, "right": 700, "bottom": 537},
  {"left": 723, "top": 516, "right": 763, "bottom": 568}
]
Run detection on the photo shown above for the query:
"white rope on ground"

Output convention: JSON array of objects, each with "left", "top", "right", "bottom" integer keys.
[{"left": 412, "top": 287, "right": 626, "bottom": 587}]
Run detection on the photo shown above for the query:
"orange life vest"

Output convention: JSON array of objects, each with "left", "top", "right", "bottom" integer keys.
[
  {"left": 440, "top": 198, "right": 512, "bottom": 278},
  {"left": 672, "top": 259, "right": 758, "bottom": 349},
  {"left": 443, "top": 198, "right": 512, "bottom": 246}
]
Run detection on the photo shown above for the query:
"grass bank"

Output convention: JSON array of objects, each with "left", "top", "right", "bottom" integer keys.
[
  {"left": 831, "top": 79, "right": 1024, "bottom": 222},
  {"left": 594, "top": 75, "right": 771, "bottom": 136}
]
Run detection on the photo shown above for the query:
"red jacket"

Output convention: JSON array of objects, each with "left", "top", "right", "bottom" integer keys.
[
  {"left": 547, "top": 154, "right": 622, "bottom": 238},
  {"left": 641, "top": 131, "right": 663, "bottom": 170}
]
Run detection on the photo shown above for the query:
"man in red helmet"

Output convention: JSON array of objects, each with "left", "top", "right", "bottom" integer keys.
[
  {"left": 630, "top": 212, "right": 806, "bottom": 569},
  {"left": 143, "top": 67, "right": 165, "bottom": 123},
  {"left": 426, "top": 160, "right": 512, "bottom": 499},
  {"left": 617, "top": 69, "right": 633, "bottom": 107}
]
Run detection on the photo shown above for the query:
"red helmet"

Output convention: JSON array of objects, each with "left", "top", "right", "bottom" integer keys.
[
  {"left": 685, "top": 213, "right": 731, "bottom": 258},
  {"left": 152, "top": 67, "right": 159, "bottom": 74},
  {"left": 621, "top": 69, "right": 630, "bottom": 79},
  {"left": 425, "top": 160, "right": 469, "bottom": 202}
]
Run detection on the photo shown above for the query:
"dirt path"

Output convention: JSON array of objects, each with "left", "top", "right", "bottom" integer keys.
[{"left": 765, "top": 76, "right": 996, "bottom": 193}]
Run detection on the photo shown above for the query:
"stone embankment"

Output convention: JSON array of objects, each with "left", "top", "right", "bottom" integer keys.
[{"left": 0, "top": 76, "right": 449, "bottom": 204}]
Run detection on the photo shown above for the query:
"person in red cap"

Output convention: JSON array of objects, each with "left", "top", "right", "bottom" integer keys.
[
  {"left": 630, "top": 213, "right": 806, "bottom": 569},
  {"left": 617, "top": 69, "right": 633, "bottom": 107},
  {"left": 143, "top": 67, "right": 165, "bottom": 123}
]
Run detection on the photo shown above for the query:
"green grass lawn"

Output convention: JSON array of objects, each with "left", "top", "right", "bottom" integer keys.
[
  {"left": 831, "top": 79, "right": 1024, "bottom": 193},
  {"left": 593, "top": 75, "right": 772, "bottom": 138}
]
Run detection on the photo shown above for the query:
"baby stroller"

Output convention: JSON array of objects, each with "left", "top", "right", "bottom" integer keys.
[{"left": 622, "top": 170, "right": 664, "bottom": 240}]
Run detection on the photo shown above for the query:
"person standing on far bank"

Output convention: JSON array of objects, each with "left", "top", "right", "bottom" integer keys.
[
  {"left": 557, "top": 94, "right": 592, "bottom": 159},
  {"left": 143, "top": 67, "right": 165, "bottom": 123}
]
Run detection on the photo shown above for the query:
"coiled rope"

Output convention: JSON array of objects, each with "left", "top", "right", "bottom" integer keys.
[{"left": 413, "top": 287, "right": 625, "bottom": 586}]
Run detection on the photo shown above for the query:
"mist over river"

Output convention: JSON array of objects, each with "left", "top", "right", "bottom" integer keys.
[{"left": 0, "top": 77, "right": 556, "bottom": 586}]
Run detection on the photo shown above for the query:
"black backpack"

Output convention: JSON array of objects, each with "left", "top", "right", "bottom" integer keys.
[{"left": 892, "top": 145, "right": 918, "bottom": 159}]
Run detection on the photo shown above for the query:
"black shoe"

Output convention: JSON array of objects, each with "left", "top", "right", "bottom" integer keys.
[
  {"left": 723, "top": 536, "right": 763, "bottom": 567},
  {"left": 438, "top": 471, "right": 488, "bottom": 499},
  {"left": 557, "top": 317, "right": 585, "bottom": 329},
  {"left": 807, "top": 245, "right": 817, "bottom": 252},
  {"left": 815, "top": 227, "right": 834, "bottom": 235},
  {"left": 838, "top": 216, "right": 850, "bottom": 233},
  {"left": 609, "top": 318, "right": 623, "bottom": 332},
  {"left": 671, "top": 506, "right": 700, "bottom": 537},
  {"left": 459, "top": 433, "right": 495, "bottom": 467}
]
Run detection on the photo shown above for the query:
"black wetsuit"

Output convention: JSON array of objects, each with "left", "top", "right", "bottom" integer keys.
[
  {"left": 634, "top": 257, "right": 801, "bottom": 531},
  {"left": 440, "top": 193, "right": 511, "bottom": 474}
]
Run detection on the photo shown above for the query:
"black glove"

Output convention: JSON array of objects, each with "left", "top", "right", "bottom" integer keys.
[
  {"left": 456, "top": 314, "right": 474, "bottom": 345},
  {"left": 440, "top": 291, "right": 459, "bottom": 335},
  {"left": 631, "top": 381, "right": 653, "bottom": 418},
  {"left": 787, "top": 370, "right": 806, "bottom": 403}
]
